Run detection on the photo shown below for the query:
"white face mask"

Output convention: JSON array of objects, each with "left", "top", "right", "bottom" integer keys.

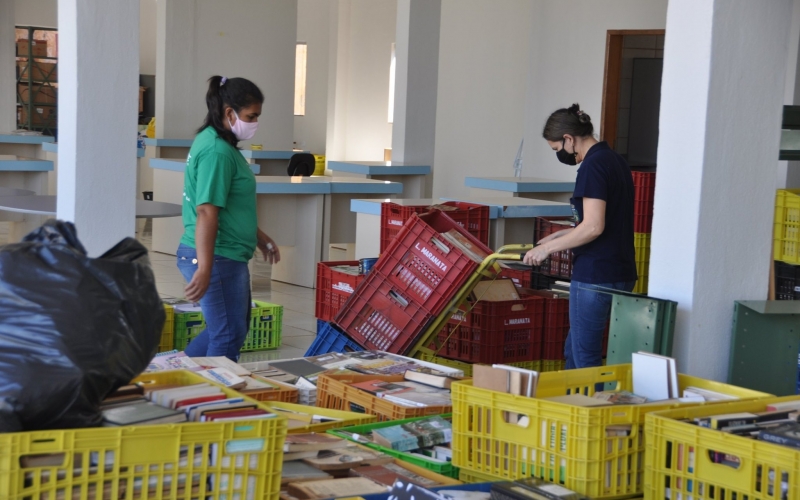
[{"left": 228, "top": 111, "right": 259, "bottom": 141}]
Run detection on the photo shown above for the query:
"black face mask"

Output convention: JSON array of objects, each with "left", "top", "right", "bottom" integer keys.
[{"left": 556, "top": 138, "right": 578, "bottom": 166}]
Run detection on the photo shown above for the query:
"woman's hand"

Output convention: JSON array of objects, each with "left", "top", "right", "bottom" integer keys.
[
  {"left": 257, "top": 230, "right": 281, "bottom": 264},
  {"left": 523, "top": 245, "right": 552, "bottom": 266},
  {"left": 185, "top": 268, "right": 211, "bottom": 303}
]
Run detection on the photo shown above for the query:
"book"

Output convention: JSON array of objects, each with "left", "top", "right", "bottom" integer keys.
[
  {"left": 439, "top": 229, "right": 490, "bottom": 264},
  {"left": 632, "top": 352, "right": 672, "bottom": 401},
  {"left": 269, "top": 359, "right": 328, "bottom": 378},
  {"left": 593, "top": 390, "right": 648, "bottom": 404},
  {"left": 284, "top": 433, "right": 351, "bottom": 452},
  {"left": 286, "top": 477, "right": 388, "bottom": 499},
  {"left": 682, "top": 386, "right": 738, "bottom": 402},
  {"left": 403, "top": 370, "right": 457, "bottom": 389},
  {"left": 145, "top": 352, "right": 202, "bottom": 373},
  {"left": 102, "top": 401, "right": 187, "bottom": 426},
  {"left": 351, "top": 462, "right": 442, "bottom": 488},
  {"left": 197, "top": 368, "right": 248, "bottom": 390},
  {"left": 280, "top": 461, "right": 332, "bottom": 485},
  {"left": 284, "top": 450, "right": 320, "bottom": 462},
  {"left": 710, "top": 412, "right": 759, "bottom": 430},
  {"left": 388, "top": 481, "right": 451, "bottom": 500},
  {"left": 350, "top": 379, "right": 413, "bottom": 396},
  {"left": 471, "top": 279, "right": 520, "bottom": 302},
  {"left": 302, "top": 448, "right": 394, "bottom": 471},
  {"left": 766, "top": 400, "right": 800, "bottom": 412},
  {"left": 758, "top": 422, "right": 800, "bottom": 448},
  {"left": 402, "top": 416, "right": 453, "bottom": 448},
  {"left": 372, "top": 425, "right": 422, "bottom": 452},
  {"left": 382, "top": 391, "right": 452, "bottom": 408},
  {"left": 173, "top": 393, "right": 227, "bottom": 409},
  {"left": 190, "top": 356, "right": 251, "bottom": 376},
  {"left": 103, "top": 384, "right": 145, "bottom": 403}
]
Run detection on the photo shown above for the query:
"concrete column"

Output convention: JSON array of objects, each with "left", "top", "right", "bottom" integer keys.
[
  {"left": 649, "top": 0, "right": 792, "bottom": 381},
  {"left": 0, "top": 0, "right": 15, "bottom": 132},
  {"left": 57, "top": 0, "right": 139, "bottom": 256},
  {"left": 325, "top": 0, "right": 351, "bottom": 166},
  {"left": 391, "top": 0, "right": 440, "bottom": 197}
]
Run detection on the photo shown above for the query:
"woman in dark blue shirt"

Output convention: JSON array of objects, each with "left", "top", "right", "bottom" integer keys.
[{"left": 523, "top": 104, "right": 637, "bottom": 369}]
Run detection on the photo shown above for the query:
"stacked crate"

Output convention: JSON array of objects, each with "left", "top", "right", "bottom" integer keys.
[
  {"left": 308, "top": 261, "right": 366, "bottom": 356},
  {"left": 632, "top": 170, "right": 656, "bottom": 294},
  {"left": 774, "top": 189, "right": 800, "bottom": 301}
]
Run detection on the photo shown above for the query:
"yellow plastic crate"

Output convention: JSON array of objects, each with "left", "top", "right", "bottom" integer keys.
[
  {"left": 413, "top": 352, "right": 544, "bottom": 377},
  {"left": 450, "top": 363, "right": 770, "bottom": 499},
  {"left": 266, "top": 401, "right": 377, "bottom": 433},
  {"left": 0, "top": 370, "right": 287, "bottom": 500},
  {"left": 459, "top": 468, "right": 504, "bottom": 483},
  {"left": 160, "top": 303, "right": 175, "bottom": 352},
  {"left": 644, "top": 396, "right": 800, "bottom": 500},
  {"left": 633, "top": 233, "right": 650, "bottom": 295},
  {"left": 774, "top": 189, "right": 800, "bottom": 264}
]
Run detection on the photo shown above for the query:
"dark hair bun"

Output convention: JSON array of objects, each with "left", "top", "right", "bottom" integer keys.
[{"left": 541, "top": 102, "right": 594, "bottom": 141}]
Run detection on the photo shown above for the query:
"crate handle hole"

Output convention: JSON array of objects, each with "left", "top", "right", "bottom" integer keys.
[
  {"left": 429, "top": 237, "right": 451, "bottom": 254},
  {"left": 708, "top": 450, "right": 741, "bottom": 469},
  {"left": 19, "top": 452, "right": 66, "bottom": 469},
  {"left": 388, "top": 290, "right": 409, "bottom": 308},
  {"left": 511, "top": 304, "right": 526, "bottom": 312}
]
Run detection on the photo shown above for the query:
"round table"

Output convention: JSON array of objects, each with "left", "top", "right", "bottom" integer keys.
[{"left": 0, "top": 195, "right": 182, "bottom": 218}]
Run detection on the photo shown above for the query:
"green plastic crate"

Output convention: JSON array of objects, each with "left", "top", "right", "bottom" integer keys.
[
  {"left": 173, "top": 301, "right": 283, "bottom": 352},
  {"left": 327, "top": 414, "right": 458, "bottom": 478},
  {"left": 242, "top": 300, "right": 283, "bottom": 352}
]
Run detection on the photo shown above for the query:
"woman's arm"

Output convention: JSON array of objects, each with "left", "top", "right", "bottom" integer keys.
[
  {"left": 256, "top": 227, "right": 282, "bottom": 264},
  {"left": 537, "top": 227, "right": 574, "bottom": 245},
  {"left": 185, "top": 203, "right": 219, "bottom": 302},
  {"left": 523, "top": 198, "right": 606, "bottom": 266}
]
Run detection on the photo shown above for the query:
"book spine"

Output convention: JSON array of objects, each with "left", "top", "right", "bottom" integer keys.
[{"left": 759, "top": 432, "right": 800, "bottom": 448}]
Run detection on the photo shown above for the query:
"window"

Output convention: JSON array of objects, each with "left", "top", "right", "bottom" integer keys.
[
  {"left": 388, "top": 43, "right": 396, "bottom": 123},
  {"left": 294, "top": 42, "right": 307, "bottom": 116}
]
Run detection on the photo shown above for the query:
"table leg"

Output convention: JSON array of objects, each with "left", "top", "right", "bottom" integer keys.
[
  {"left": 355, "top": 212, "right": 381, "bottom": 259},
  {"left": 152, "top": 168, "right": 185, "bottom": 255}
]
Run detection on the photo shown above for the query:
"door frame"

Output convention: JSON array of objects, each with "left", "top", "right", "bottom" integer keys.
[{"left": 600, "top": 29, "right": 665, "bottom": 149}]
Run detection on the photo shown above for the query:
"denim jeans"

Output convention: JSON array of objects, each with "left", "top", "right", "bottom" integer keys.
[
  {"left": 565, "top": 280, "right": 636, "bottom": 369},
  {"left": 176, "top": 244, "right": 251, "bottom": 361}
]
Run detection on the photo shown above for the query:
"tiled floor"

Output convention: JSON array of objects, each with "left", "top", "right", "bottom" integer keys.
[{"left": 137, "top": 227, "right": 317, "bottom": 363}]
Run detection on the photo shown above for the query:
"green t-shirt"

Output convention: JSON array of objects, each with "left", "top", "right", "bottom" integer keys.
[{"left": 180, "top": 127, "right": 257, "bottom": 262}]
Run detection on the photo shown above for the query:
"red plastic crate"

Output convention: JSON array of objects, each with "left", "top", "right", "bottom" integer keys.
[
  {"left": 315, "top": 261, "right": 366, "bottom": 322},
  {"left": 331, "top": 277, "right": 434, "bottom": 353},
  {"left": 542, "top": 295, "right": 570, "bottom": 360},
  {"left": 375, "top": 210, "right": 493, "bottom": 316},
  {"left": 497, "top": 266, "right": 532, "bottom": 288},
  {"left": 335, "top": 210, "right": 494, "bottom": 353},
  {"left": 632, "top": 170, "right": 656, "bottom": 233},
  {"left": 380, "top": 201, "right": 490, "bottom": 253},
  {"left": 534, "top": 217, "right": 574, "bottom": 279}
]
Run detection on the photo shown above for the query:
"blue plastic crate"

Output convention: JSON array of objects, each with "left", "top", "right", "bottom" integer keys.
[{"left": 305, "top": 320, "right": 364, "bottom": 356}]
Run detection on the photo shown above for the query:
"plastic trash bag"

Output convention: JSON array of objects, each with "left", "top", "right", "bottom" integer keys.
[{"left": 0, "top": 220, "right": 164, "bottom": 432}]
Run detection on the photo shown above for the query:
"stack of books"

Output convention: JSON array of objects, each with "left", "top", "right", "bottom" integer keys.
[{"left": 279, "top": 433, "right": 453, "bottom": 500}]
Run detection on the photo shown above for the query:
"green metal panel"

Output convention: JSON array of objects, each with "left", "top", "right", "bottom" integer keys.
[
  {"left": 601, "top": 288, "right": 678, "bottom": 366},
  {"left": 728, "top": 300, "right": 800, "bottom": 396}
]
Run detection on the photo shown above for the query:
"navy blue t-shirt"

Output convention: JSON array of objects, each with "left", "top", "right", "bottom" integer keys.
[{"left": 570, "top": 141, "right": 637, "bottom": 284}]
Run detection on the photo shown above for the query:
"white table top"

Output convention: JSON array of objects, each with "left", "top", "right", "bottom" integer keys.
[
  {"left": 0, "top": 155, "right": 53, "bottom": 172},
  {"left": 465, "top": 176, "right": 576, "bottom": 193},
  {"left": 0, "top": 196, "right": 182, "bottom": 218},
  {"left": 328, "top": 160, "right": 431, "bottom": 175}
]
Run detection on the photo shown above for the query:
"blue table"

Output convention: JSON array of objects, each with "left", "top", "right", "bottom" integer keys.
[
  {"left": 0, "top": 133, "right": 54, "bottom": 158},
  {"left": 240, "top": 149, "right": 306, "bottom": 176},
  {"left": 466, "top": 176, "right": 576, "bottom": 202},
  {"left": 328, "top": 160, "right": 431, "bottom": 198}
]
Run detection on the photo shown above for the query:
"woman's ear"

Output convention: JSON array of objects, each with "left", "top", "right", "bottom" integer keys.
[{"left": 223, "top": 106, "right": 236, "bottom": 125}]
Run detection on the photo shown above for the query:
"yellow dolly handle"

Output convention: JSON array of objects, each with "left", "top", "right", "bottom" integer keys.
[{"left": 406, "top": 243, "right": 535, "bottom": 358}]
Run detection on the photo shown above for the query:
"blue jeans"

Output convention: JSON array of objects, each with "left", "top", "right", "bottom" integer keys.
[
  {"left": 565, "top": 280, "right": 636, "bottom": 369},
  {"left": 176, "top": 244, "right": 251, "bottom": 361}
]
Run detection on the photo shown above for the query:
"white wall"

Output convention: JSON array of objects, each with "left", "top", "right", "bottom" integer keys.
[
  {"left": 139, "top": 0, "right": 156, "bottom": 75},
  {"left": 342, "top": 0, "right": 395, "bottom": 160},
  {"left": 432, "top": 0, "right": 533, "bottom": 199},
  {"left": 523, "top": 0, "right": 668, "bottom": 181},
  {"left": 14, "top": 0, "right": 56, "bottom": 27},
  {"left": 156, "top": 0, "right": 296, "bottom": 148},
  {"left": 294, "top": 0, "right": 330, "bottom": 154}
]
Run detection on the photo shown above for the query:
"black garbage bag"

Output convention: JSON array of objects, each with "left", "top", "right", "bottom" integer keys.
[{"left": 0, "top": 220, "right": 164, "bottom": 432}]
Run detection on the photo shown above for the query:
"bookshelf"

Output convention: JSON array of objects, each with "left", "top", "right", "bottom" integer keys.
[{"left": 15, "top": 26, "right": 58, "bottom": 137}]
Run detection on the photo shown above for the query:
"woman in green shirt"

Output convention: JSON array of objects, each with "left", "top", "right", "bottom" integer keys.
[{"left": 176, "top": 76, "right": 281, "bottom": 361}]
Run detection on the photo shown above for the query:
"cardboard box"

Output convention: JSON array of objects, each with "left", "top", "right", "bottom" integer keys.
[
  {"left": 18, "top": 105, "right": 57, "bottom": 127},
  {"left": 17, "top": 61, "right": 57, "bottom": 83},
  {"left": 16, "top": 39, "right": 48, "bottom": 58},
  {"left": 18, "top": 84, "right": 56, "bottom": 105}
]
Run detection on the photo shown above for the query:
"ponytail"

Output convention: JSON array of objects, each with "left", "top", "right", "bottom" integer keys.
[{"left": 198, "top": 75, "right": 264, "bottom": 146}]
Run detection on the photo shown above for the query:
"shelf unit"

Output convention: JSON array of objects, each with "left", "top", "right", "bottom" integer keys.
[{"left": 15, "top": 26, "right": 58, "bottom": 137}]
